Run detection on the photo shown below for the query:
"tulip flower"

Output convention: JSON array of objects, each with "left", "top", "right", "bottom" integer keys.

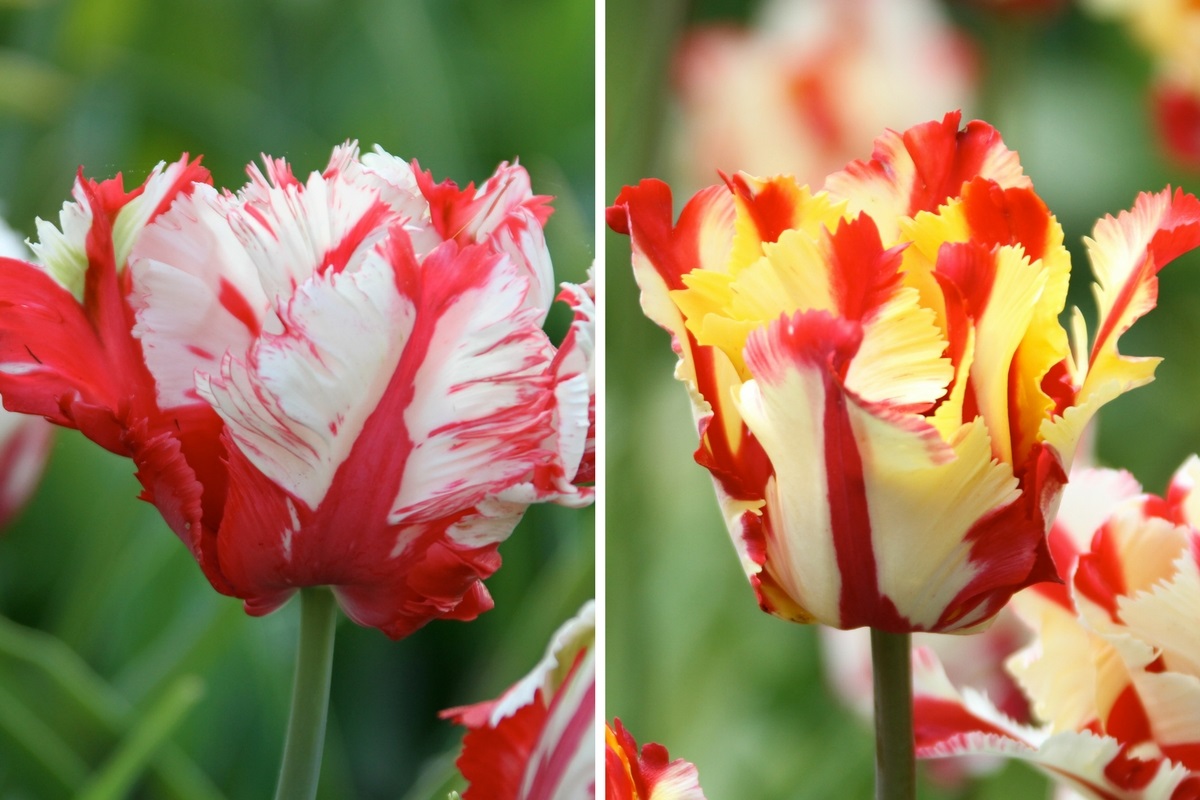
[
  {"left": 0, "top": 147, "right": 593, "bottom": 799},
  {"left": 670, "top": 0, "right": 976, "bottom": 190},
  {"left": 608, "top": 110, "right": 1200, "bottom": 635},
  {"left": 606, "top": 719, "right": 708, "bottom": 800},
  {"left": 913, "top": 459, "right": 1200, "bottom": 799},
  {"left": 442, "top": 600, "right": 595, "bottom": 800},
  {"left": 0, "top": 144, "right": 594, "bottom": 639}
]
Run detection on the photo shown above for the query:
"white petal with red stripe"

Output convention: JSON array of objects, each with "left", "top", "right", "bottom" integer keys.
[
  {"left": 196, "top": 248, "right": 412, "bottom": 510},
  {"left": 131, "top": 184, "right": 270, "bottom": 410},
  {"left": 229, "top": 147, "right": 400, "bottom": 306},
  {"left": 388, "top": 247, "right": 553, "bottom": 527}
]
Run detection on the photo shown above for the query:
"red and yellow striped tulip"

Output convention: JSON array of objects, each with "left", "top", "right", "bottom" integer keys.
[{"left": 608, "top": 111, "right": 1200, "bottom": 633}]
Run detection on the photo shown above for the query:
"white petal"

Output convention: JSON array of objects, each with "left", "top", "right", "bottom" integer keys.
[
  {"left": 357, "top": 146, "right": 442, "bottom": 255},
  {"left": 131, "top": 184, "right": 270, "bottom": 409},
  {"left": 28, "top": 183, "right": 93, "bottom": 300},
  {"left": 197, "top": 250, "right": 412, "bottom": 509},
  {"left": 229, "top": 148, "right": 400, "bottom": 306},
  {"left": 491, "top": 600, "right": 595, "bottom": 726},
  {"left": 111, "top": 158, "right": 198, "bottom": 271},
  {"left": 388, "top": 253, "right": 553, "bottom": 523}
]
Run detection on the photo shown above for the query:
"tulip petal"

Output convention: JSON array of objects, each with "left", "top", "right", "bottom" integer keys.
[
  {"left": 196, "top": 238, "right": 414, "bottom": 511},
  {"left": 415, "top": 159, "right": 556, "bottom": 319},
  {"left": 453, "top": 697, "right": 548, "bottom": 800},
  {"left": 915, "top": 648, "right": 1197, "bottom": 799},
  {"left": 1007, "top": 597, "right": 1109, "bottom": 734},
  {"left": 1044, "top": 189, "right": 1200, "bottom": 465},
  {"left": 383, "top": 240, "right": 553, "bottom": 525},
  {"left": 110, "top": 156, "right": 212, "bottom": 273},
  {"left": 725, "top": 174, "right": 849, "bottom": 274},
  {"left": 29, "top": 183, "right": 94, "bottom": 301},
  {"left": 0, "top": 257, "right": 126, "bottom": 450},
  {"left": 131, "top": 184, "right": 271, "bottom": 410},
  {"left": 606, "top": 720, "right": 708, "bottom": 800},
  {"left": 825, "top": 111, "right": 1030, "bottom": 242},
  {"left": 901, "top": 180, "right": 1073, "bottom": 466},
  {"left": 609, "top": 179, "right": 769, "bottom": 529},
  {"left": 518, "top": 648, "right": 595, "bottom": 799},
  {"left": 443, "top": 601, "right": 595, "bottom": 800},
  {"left": 208, "top": 236, "right": 553, "bottom": 636},
  {"left": 738, "top": 310, "right": 1025, "bottom": 630},
  {"left": 354, "top": 148, "right": 442, "bottom": 255},
  {"left": 608, "top": 179, "right": 736, "bottom": 346},
  {"left": 498, "top": 274, "right": 596, "bottom": 507},
  {"left": 934, "top": 241, "right": 1049, "bottom": 464},
  {"left": 1118, "top": 555, "right": 1200, "bottom": 754},
  {"left": 27, "top": 156, "right": 209, "bottom": 301},
  {"left": 229, "top": 144, "right": 401, "bottom": 306},
  {"left": 215, "top": 441, "right": 510, "bottom": 636}
]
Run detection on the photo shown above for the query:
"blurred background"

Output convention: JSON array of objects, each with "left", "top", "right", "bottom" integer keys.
[
  {"left": 0, "top": 1, "right": 594, "bottom": 798},
  {"left": 606, "top": 0, "right": 1200, "bottom": 797}
]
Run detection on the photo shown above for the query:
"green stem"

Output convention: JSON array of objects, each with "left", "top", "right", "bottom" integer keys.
[
  {"left": 273, "top": 588, "right": 338, "bottom": 800},
  {"left": 871, "top": 628, "right": 915, "bottom": 800}
]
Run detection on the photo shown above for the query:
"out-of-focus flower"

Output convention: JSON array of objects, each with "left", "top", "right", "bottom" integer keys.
[
  {"left": 914, "top": 460, "right": 1200, "bottom": 798},
  {"left": 0, "top": 216, "right": 52, "bottom": 528},
  {"left": 606, "top": 719, "right": 707, "bottom": 800},
  {"left": 0, "top": 146, "right": 594, "bottom": 639},
  {"left": 608, "top": 111, "right": 1200, "bottom": 633},
  {"left": 1081, "top": 0, "right": 1200, "bottom": 168},
  {"left": 670, "top": 0, "right": 975, "bottom": 189},
  {"left": 442, "top": 600, "right": 595, "bottom": 800}
]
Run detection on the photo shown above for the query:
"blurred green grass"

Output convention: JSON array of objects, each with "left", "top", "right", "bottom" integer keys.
[
  {"left": 0, "top": 1, "right": 594, "bottom": 798},
  {"left": 606, "top": 1, "right": 1200, "bottom": 798}
]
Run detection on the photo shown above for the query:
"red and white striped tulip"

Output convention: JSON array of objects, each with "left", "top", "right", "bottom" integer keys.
[
  {"left": 0, "top": 145, "right": 594, "bottom": 639},
  {"left": 605, "top": 719, "right": 708, "bottom": 800},
  {"left": 914, "top": 460, "right": 1200, "bottom": 798},
  {"left": 608, "top": 111, "right": 1200, "bottom": 633},
  {"left": 443, "top": 601, "right": 595, "bottom": 800}
]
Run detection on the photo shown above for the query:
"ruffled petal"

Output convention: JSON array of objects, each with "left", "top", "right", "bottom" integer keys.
[
  {"left": 1043, "top": 189, "right": 1200, "bottom": 464},
  {"left": 606, "top": 719, "right": 708, "bottom": 800},
  {"left": 609, "top": 179, "right": 772, "bottom": 565},
  {"left": 915, "top": 648, "right": 1197, "bottom": 799},
  {"left": 824, "top": 111, "right": 1030, "bottom": 242},
  {"left": 195, "top": 233, "right": 414, "bottom": 511},
  {"left": 499, "top": 271, "right": 595, "bottom": 507},
  {"left": 131, "top": 183, "right": 270, "bottom": 410},
  {"left": 381, "top": 239, "right": 555, "bottom": 525},
  {"left": 228, "top": 143, "right": 402, "bottom": 306},
  {"left": 724, "top": 174, "right": 849, "bottom": 274},
  {"left": 933, "top": 241, "right": 1049, "bottom": 464},
  {"left": 443, "top": 602, "right": 595, "bottom": 800},
  {"left": 415, "top": 160, "right": 556, "bottom": 320}
]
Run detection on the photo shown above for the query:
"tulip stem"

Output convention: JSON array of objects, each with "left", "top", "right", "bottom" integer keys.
[
  {"left": 274, "top": 587, "right": 338, "bottom": 800},
  {"left": 871, "top": 628, "right": 915, "bottom": 800}
]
